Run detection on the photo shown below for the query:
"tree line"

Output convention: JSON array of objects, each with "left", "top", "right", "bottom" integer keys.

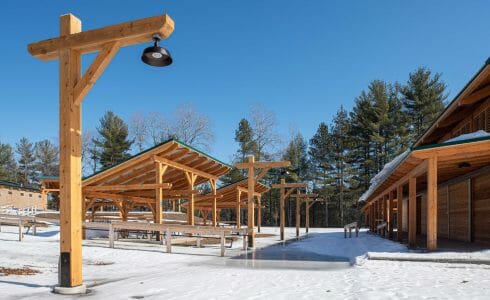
[{"left": 0, "top": 67, "right": 446, "bottom": 228}]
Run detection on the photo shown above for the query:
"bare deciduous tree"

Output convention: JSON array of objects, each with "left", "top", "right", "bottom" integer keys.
[
  {"left": 250, "top": 104, "right": 280, "bottom": 160},
  {"left": 146, "top": 112, "right": 171, "bottom": 146},
  {"left": 130, "top": 112, "right": 148, "bottom": 152},
  {"left": 173, "top": 103, "right": 214, "bottom": 151}
]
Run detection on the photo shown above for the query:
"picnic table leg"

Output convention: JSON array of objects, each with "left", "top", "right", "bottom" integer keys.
[
  {"left": 356, "top": 225, "right": 359, "bottom": 237},
  {"left": 344, "top": 228, "right": 347, "bottom": 239},
  {"left": 18, "top": 219, "right": 23, "bottom": 242},
  {"left": 33, "top": 218, "right": 37, "bottom": 236},
  {"left": 243, "top": 234, "right": 247, "bottom": 250},
  {"left": 109, "top": 223, "right": 114, "bottom": 248},
  {"left": 349, "top": 227, "right": 352, "bottom": 238},
  {"left": 196, "top": 235, "right": 201, "bottom": 248},
  {"left": 166, "top": 228, "right": 171, "bottom": 253},
  {"left": 220, "top": 231, "right": 225, "bottom": 257}
]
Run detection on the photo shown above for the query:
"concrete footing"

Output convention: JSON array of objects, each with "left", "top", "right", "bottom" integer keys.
[{"left": 53, "top": 284, "right": 87, "bottom": 295}]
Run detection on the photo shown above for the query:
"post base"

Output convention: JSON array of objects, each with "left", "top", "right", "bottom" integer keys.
[{"left": 53, "top": 284, "right": 87, "bottom": 295}]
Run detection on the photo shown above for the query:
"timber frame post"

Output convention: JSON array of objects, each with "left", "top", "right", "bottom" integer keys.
[
  {"left": 408, "top": 177, "right": 417, "bottom": 247},
  {"left": 236, "top": 155, "right": 290, "bottom": 247},
  {"left": 28, "top": 12, "right": 174, "bottom": 288},
  {"left": 236, "top": 190, "right": 241, "bottom": 229},
  {"left": 397, "top": 185, "right": 404, "bottom": 242},
  {"left": 271, "top": 180, "right": 307, "bottom": 241}
]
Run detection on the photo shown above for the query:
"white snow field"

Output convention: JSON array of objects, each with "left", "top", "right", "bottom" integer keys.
[{"left": 1, "top": 225, "right": 489, "bottom": 299}]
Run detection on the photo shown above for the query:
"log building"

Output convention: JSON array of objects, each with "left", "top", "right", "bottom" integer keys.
[{"left": 361, "top": 58, "right": 490, "bottom": 250}]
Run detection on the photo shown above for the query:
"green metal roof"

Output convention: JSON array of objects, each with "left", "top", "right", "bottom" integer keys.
[{"left": 0, "top": 180, "right": 40, "bottom": 192}]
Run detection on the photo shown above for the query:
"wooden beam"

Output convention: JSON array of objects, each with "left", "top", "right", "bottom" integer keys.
[
  {"left": 153, "top": 155, "right": 218, "bottom": 181},
  {"left": 210, "top": 178, "right": 217, "bottom": 227},
  {"left": 235, "top": 161, "right": 290, "bottom": 169},
  {"left": 84, "top": 183, "right": 171, "bottom": 192},
  {"left": 28, "top": 14, "right": 174, "bottom": 61},
  {"left": 236, "top": 190, "right": 241, "bottom": 229},
  {"left": 408, "top": 177, "right": 417, "bottom": 247},
  {"left": 460, "top": 84, "right": 490, "bottom": 105},
  {"left": 84, "top": 191, "right": 154, "bottom": 203},
  {"left": 73, "top": 42, "right": 120, "bottom": 105},
  {"left": 296, "top": 191, "right": 300, "bottom": 238},
  {"left": 255, "top": 167, "right": 271, "bottom": 181},
  {"left": 257, "top": 195, "right": 261, "bottom": 233},
  {"left": 388, "top": 191, "right": 394, "bottom": 239},
  {"left": 426, "top": 157, "right": 438, "bottom": 251},
  {"left": 271, "top": 182, "right": 307, "bottom": 189}
]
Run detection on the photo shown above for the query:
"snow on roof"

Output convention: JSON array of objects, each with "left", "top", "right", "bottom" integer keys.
[
  {"left": 358, "top": 150, "right": 410, "bottom": 203},
  {"left": 443, "top": 130, "right": 490, "bottom": 144}
]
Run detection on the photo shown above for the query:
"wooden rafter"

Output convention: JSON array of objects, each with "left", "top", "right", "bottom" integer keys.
[{"left": 84, "top": 183, "right": 171, "bottom": 192}]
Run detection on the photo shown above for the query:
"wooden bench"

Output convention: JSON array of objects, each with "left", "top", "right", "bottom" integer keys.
[
  {"left": 0, "top": 214, "right": 58, "bottom": 241},
  {"left": 344, "top": 222, "right": 359, "bottom": 238},
  {"left": 83, "top": 221, "right": 249, "bottom": 257}
]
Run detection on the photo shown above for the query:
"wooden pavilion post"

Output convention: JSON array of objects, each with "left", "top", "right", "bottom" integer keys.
[
  {"left": 388, "top": 191, "right": 394, "bottom": 239},
  {"left": 58, "top": 14, "right": 83, "bottom": 288},
  {"left": 426, "top": 156, "right": 438, "bottom": 251},
  {"left": 247, "top": 156, "right": 255, "bottom": 246},
  {"left": 28, "top": 12, "right": 174, "bottom": 290},
  {"left": 306, "top": 200, "right": 311, "bottom": 234},
  {"left": 296, "top": 192, "right": 301, "bottom": 238},
  {"left": 236, "top": 156, "right": 290, "bottom": 247},
  {"left": 257, "top": 195, "right": 262, "bottom": 233},
  {"left": 397, "top": 185, "right": 404, "bottom": 242},
  {"left": 186, "top": 172, "right": 197, "bottom": 225},
  {"left": 210, "top": 179, "right": 217, "bottom": 227},
  {"left": 236, "top": 190, "right": 241, "bottom": 229},
  {"left": 155, "top": 162, "right": 167, "bottom": 241},
  {"left": 408, "top": 177, "right": 417, "bottom": 247},
  {"left": 280, "top": 178, "right": 286, "bottom": 240}
]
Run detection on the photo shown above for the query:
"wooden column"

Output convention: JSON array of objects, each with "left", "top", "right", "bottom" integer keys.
[
  {"left": 247, "top": 156, "right": 255, "bottom": 247},
  {"left": 210, "top": 179, "right": 217, "bottom": 227},
  {"left": 306, "top": 200, "right": 310, "bottom": 233},
  {"left": 427, "top": 156, "right": 438, "bottom": 251},
  {"left": 295, "top": 193, "right": 300, "bottom": 238},
  {"left": 236, "top": 190, "right": 241, "bottom": 229},
  {"left": 186, "top": 172, "right": 197, "bottom": 226},
  {"left": 397, "top": 185, "right": 403, "bottom": 242},
  {"left": 388, "top": 191, "right": 394, "bottom": 239},
  {"left": 408, "top": 177, "right": 417, "bottom": 247},
  {"left": 257, "top": 195, "right": 262, "bottom": 233},
  {"left": 155, "top": 163, "right": 166, "bottom": 241},
  {"left": 280, "top": 178, "right": 285, "bottom": 241},
  {"left": 383, "top": 195, "right": 387, "bottom": 237},
  {"left": 203, "top": 210, "right": 208, "bottom": 225},
  {"left": 58, "top": 14, "right": 83, "bottom": 288}
]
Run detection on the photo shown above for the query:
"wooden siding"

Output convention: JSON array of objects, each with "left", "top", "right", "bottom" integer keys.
[
  {"left": 448, "top": 180, "right": 470, "bottom": 242},
  {"left": 472, "top": 172, "right": 490, "bottom": 243},
  {"left": 437, "top": 187, "right": 449, "bottom": 238}
]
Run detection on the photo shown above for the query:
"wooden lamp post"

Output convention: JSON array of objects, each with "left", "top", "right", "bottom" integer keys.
[{"left": 28, "top": 13, "right": 174, "bottom": 292}]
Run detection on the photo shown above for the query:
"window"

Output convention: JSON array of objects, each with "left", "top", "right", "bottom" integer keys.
[
  {"left": 29, "top": 194, "right": 32, "bottom": 197},
  {"left": 8, "top": 191, "right": 12, "bottom": 194},
  {"left": 20, "top": 193, "right": 24, "bottom": 196}
]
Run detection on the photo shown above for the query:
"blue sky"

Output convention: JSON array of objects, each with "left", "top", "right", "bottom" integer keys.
[{"left": 1, "top": 0, "right": 489, "bottom": 163}]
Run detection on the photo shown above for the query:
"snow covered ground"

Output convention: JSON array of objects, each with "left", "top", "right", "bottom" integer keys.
[{"left": 1, "top": 225, "right": 489, "bottom": 299}]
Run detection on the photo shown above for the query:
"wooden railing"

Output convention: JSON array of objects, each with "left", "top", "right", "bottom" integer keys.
[
  {"left": 344, "top": 222, "right": 359, "bottom": 238},
  {"left": 0, "top": 214, "right": 59, "bottom": 241}
]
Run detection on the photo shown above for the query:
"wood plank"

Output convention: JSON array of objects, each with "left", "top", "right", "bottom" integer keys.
[
  {"left": 397, "top": 185, "right": 403, "bottom": 242},
  {"left": 84, "top": 183, "right": 171, "bottom": 192},
  {"left": 29, "top": 14, "right": 174, "bottom": 61},
  {"left": 235, "top": 161, "right": 291, "bottom": 169},
  {"left": 280, "top": 178, "right": 285, "bottom": 240},
  {"left": 153, "top": 155, "right": 218, "bottom": 181},
  {"left": 247, "top": 156, "right": 255, "bottom": 247}
]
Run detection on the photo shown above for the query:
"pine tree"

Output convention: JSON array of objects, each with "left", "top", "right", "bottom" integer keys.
[
  {"left": 400, "top": 67, "right": 447, "bottom": 141},
  {"left": 0, "top": 142, "right": 17, "bottom": 181},
  {"left": 234, "top": 119, "right": 257, "bottom": 162},
  {"left": 16, "top": 137, "right": 36, "bottom": 185},
  {"left": 282, "top": 133, "right": 309, "bottom": 181},
  {"left": 34, "top": 140, "right": 59, "bottom": 177},
  {"left": 93, "top": 111, "right": 134, "bottom": 169}
]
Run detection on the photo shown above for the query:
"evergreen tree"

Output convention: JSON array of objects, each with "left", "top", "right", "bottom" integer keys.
[
  {"left": 234, "top": 119, "right": 257, "bottom": 162},
  {"left": 93, "top": 111, "right": 134, "bottom": 169},
  {"left": 16, "top": 137, "right": 36, "bottom": 185},
  {"left": 0, "top": 142, "right": 17, "bottom": 181},
  {"left": 34, "top": 140, "right": 59, "bottom": 177},
  {"left": 282, "top": 133, "right": 310, "bottom": 181},
  {"left": 400, "top": 67, "right": 447, "bottom": 141}
]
